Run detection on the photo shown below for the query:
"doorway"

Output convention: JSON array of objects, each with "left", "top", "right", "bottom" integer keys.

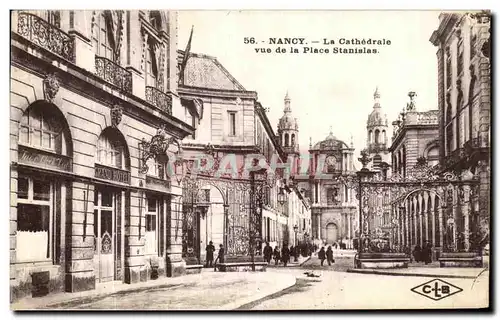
[
  {"left": 94, "top": 188, "right": 116, "bottom": 283},
  {"left": 326, "top": 223, "right": 338, "bottom": 244}
]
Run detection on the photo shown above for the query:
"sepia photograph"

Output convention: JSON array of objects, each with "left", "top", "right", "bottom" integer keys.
[{"left": 8, "top": 8, "right": 491, "bottom": 311}]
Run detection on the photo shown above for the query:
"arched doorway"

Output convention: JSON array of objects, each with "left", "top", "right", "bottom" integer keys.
[
  {"left": 326, "top": 223, "right": 338, "bottom": 244},
  {"left": 199, "top": 185, "right": 225, "bottom": 263}
]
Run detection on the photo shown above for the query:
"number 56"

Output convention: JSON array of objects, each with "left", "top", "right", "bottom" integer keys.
[{"left": 244, "top": 37, "right": 256, "bottom": 44}]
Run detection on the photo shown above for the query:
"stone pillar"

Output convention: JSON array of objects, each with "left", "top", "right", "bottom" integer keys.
[
  {"left": 430, "top": 192, "right": 436, "bottom": 247},
  {"left": 317, "top": 213, "right": 321, "bottom": 240},
  {"left": 68, "top": 11, "right": 95, "bottom": 73},
  {"left": 66, "top": 181, "right": 96, "bottom": 292},
  {"left": 423, "top": 192, "right": 429, "bottom": 244},
  {"left": 166, "top": 184, "right": 186, "bottom": 277},
  {"left": 438, "top": 205, "right": 444, "bottom": 249},
  {"left": 347, "top": 212, "right": 351, "bottom": 245},
  {"left": 413, "top": 197, "right": 418, "bottom": 246},
  {"left": 462, "top": 185, "right": 471, "bottom": 251}
]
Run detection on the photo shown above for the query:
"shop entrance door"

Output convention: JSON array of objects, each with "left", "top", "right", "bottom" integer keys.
[{"left": 94, "top": 188, "right": 116, "bottom": 283}]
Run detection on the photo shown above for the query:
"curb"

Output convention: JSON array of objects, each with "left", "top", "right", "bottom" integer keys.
[
  {"left": 346, "top": 268, "right": 479, "bottom": 279},
  {"left": 219, "top": 273, "right": 297, "bottom": 310}
]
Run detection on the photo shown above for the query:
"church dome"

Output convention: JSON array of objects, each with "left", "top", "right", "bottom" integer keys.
[{"left": 312, "top": 130, "right": 348, "bottom": 150}]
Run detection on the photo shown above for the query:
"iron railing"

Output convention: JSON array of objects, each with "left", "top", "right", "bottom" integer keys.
[
  {"left": 17, "top": 12, "right": 74, "bottom": 62},
  {"left": 145, "top": 86, "right": 173, "bottom": 115},
  {"left": 95, "top": 56, "right": 133, "bottom": 94}
]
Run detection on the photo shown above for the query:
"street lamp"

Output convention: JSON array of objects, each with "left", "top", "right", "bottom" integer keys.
[
  {"left": 277, "top": 187, "right": 286, "bottom": 205},
  {"left": 293, "top": 224, "right": 299, "bottom": 262}
]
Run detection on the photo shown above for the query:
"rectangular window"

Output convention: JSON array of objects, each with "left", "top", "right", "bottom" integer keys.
[
  {"left": 145, "top": 197, "right": 158, "bottom": 254},
  {"left": 228, "top": 112, "right": 236, "bottom": 136},
  {"left": 16, "top": 176, "right": 53, "bottom": 262}
]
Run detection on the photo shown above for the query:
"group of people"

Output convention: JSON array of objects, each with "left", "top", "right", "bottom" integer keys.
[
  {"left": 205, "top": 241, "right": 225, "bottom": 267},
  {"left": 263, "top": 242, "right": 306, "bottom": 267},
  {"left": 317, "top": 246, "right": 335, "bottom": 266},
  {"left": 411, "top": 241, "right": 433, "bottom": 264}
]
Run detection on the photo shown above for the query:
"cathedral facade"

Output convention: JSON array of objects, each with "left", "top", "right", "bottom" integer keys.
[{"left": 294, "top": 130, "right": 358, "bottom": 248}]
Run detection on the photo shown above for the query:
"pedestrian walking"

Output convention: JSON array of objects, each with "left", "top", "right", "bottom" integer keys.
[
  {"left": 205, "top": 241, "right": 215, "bottom": 267},
  {"left": 289, "top": 246, "right": 295, "bottom": 263},
  {"left": 214, "top": 244, "right": 225, "bottom": 271},
  {"left": 263, "top": 242, "right": 273, "bottom": 264},
  {"left": 326, "top": 245, "right": 334, "bottom": 266},
  {"left": 318, "top": 247, "right": 326, "bottom": 266},
  {"left": 423, "top": 241, "right": 432, "bottom": 265},
  {"left": 413, "top": 244, "right": 422, "bottom": 263},
  {"left": 273, "top": 246, "right": 281, "bottom": 265},
  {"left": 281, "top": 245, "right": 290, "bottom": 267}
]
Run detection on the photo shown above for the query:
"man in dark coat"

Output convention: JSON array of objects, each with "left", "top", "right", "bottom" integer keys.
[
  {"left": 318, "top": 247, "right": 326, "bottom": 266},
  {"left": 214, "top": 244, "right": 225, "bottom": 271},
  {"left": 326, "top": 245, "right": 334, "bottom": 266},
  {"left": 273, "top": 246, "right": 281, "bottom": 265},
  {"left": 413, "top": 244, "right": 422, "bottom": 263},
  {"left": 423, "top": 241, "right": 432, "bottom": 265},
  {"left": 263, "top": 242, "right": 273, "bottom": 264},
  {"left": 281, "top": 245, "right": 290, "bottom": 267},
  {"left": 205, "top": 241, "right": 215, "bottom": 267}
]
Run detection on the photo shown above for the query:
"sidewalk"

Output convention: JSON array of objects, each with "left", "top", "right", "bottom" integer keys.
[{"left": 12, "top": 270, "right": 296, "bottom": 310}]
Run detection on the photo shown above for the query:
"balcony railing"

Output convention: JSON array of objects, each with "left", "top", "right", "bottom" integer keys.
[
  {"left": 17, "top": 12, "right": 74, "bottom": 62},
  {"left": 95, "top": 56, "right": 132, "bottom": 94},
  {"left": 145, "top": 86, "right": 172, "bottom": 115}
]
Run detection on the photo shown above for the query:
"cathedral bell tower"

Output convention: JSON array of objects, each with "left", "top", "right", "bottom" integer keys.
[
  {"left": 366, "top": 87, "right": 390, "bottom": 171},
  {"left": 277, "top": 91, "right": 299, "bottom": 157}
]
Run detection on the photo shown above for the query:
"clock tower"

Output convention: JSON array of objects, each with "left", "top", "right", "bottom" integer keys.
[
  {"left": 366, "top": 87, "right": 391, "bottom": 172},
  {"left": 277, "top": 91, "right": 300, "bottom": 158}
]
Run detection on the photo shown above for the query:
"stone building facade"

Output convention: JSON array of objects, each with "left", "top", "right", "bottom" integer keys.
[
  {"left": 429, "top": 12, "right": 491, "bottom": 250},
  {"left": 10, "top": 10, "right": 194, "bottom": 301},
  {"left": 295, "top": 130, "right": 357, "bottom": 248}
]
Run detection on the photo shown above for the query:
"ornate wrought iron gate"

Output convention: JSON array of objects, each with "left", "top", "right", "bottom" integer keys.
[{"left": 337, "top": 152, "right": 481, "bottom": 255}]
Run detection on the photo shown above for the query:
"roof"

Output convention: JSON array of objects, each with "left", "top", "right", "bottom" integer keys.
[
  {"left": 312, "top": 131, "right": 349, "bottom": 150},
  {"left": 178, "top": 50, "right": 246, "bottom": 91}
]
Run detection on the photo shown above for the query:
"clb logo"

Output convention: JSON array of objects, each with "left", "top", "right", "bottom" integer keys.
[{"left": 411, "top": 279, "right": 463, "bottom": 301}]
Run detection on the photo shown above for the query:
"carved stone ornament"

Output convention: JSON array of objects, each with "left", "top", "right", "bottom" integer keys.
[
  {"left": 111, "top": 104, "right": 123, "bottom": 127},
  {"left": 43, "top": 74, "right": 60, "bottom": 103}
]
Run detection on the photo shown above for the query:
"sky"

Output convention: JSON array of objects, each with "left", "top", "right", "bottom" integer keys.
[{"left": 177, "top": 10, "right": 441, "bottom": 163}]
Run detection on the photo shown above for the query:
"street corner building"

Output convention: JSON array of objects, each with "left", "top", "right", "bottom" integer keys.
[
  {"left": 9, "top": 9, "right": 313, "bottom": 302},
  {"left": 10, "top": 10, "right": 194, "bottom": 301}
]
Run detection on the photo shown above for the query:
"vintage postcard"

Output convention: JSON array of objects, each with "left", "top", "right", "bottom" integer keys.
[{"left": 9, "top": 9, "right": 490, "bottom": 310}]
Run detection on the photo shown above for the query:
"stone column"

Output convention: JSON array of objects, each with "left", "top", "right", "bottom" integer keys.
[
  {"left": 423, "top": 192, "right": 429, "bottom": 244},
  {"left": 413, "top": 197, "right": 418, "bottom": 246},
  {"left": 438, "top": 205, "right": 444, "bottom": 249},
  {"left": 68, "top": 11, "right": 95, "bottom": 72},
  {"left": 462, "top": 185, "right": 471, "bottom": 251},
  {"left": 430, "top": 192, "right": 436, "bottom": 247},
  {"left": 165, "top": 183, "right": 186, "bottom": 277},
  {"left": 347, "top": 212, "right": 351, "bottom": 245},
  {"left": 317, "top": 213, "right": 321, "bottom": 240}
]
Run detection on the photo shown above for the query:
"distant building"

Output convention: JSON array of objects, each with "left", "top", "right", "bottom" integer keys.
[
  {"left": 295, "top": 129, "right": 357, "bottom": 248},
  {"left": 365, "top": 87, "right": 391, "bottom": 172}
]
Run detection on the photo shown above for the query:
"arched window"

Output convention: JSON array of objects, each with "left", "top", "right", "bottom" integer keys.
[
  {"left": 368, "top": 130, "right": 372, "bottom": 143},
  {"left": 96, "top": 128, "right": 129, "bottom": 170},
  {"left": 284, "top": 133, "right": 289, "bottom": 147},
  {"left": 374, "top": 129, "right": 380, "bottom": 144},
  {"left": 382, "top": 130, "right": 386, "bottom": 142},
  {"left": 291, "top": 134, "right": 295, "bottom": 146},
  {"left": 19, "top": 102, "right": 70, "bottom": 155},
  {"left": 149, "top": 11, "right": 162, "bottom": 30},
  {"left": 92, "top": 11, "right": 116, "bottom": 61}
]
